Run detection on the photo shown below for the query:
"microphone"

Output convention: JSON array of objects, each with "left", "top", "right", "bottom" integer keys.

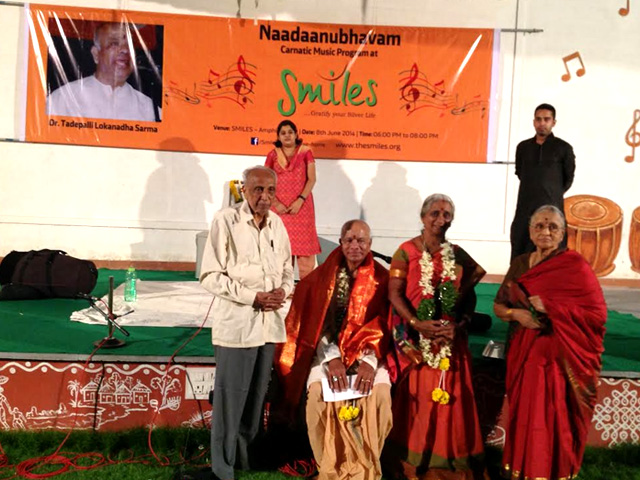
[{"left": 80, "top": 292, "right": 131, "bottom": 337}]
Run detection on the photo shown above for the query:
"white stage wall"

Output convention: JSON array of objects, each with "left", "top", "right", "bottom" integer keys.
[{"left": 0, "top": 0, "right": 639, "bottom": 278}]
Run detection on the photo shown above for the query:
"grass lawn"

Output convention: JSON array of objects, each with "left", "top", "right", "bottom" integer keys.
[{"left": 0, "top": 428, "right": 638, "bottom": 479}]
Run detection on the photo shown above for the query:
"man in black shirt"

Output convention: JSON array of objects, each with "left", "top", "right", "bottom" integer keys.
[{"left": 510, "top": 103, "right": 575, "bottom": 260}]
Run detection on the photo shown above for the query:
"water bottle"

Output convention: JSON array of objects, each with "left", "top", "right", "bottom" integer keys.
[{"left": 124, "top": 267, "right": 137, "bottom": 302}]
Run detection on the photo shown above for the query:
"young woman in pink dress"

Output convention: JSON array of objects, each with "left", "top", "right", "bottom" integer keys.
[{"left": 265, "top": 120, "right": 321, "bottom": 279}]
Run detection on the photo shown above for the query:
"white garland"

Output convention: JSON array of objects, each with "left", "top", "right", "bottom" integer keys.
[
  {"left": 418, "top": 250, "right": 435, "bottom": 297},
  {"left": 418, "top": 242, "right": 457, "bottom": 297},
  {"left": 419, "top": 337, "right": 452, "bottom": 368},
  {"left": 417, "top": 241, "right": 457, "bottom": 368},
  {"left": 440, "top": 242, "right": 457, "bottom": 282}
]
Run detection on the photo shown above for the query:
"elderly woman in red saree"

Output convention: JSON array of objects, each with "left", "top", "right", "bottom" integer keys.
[
  {"left": 493, "top": 204, "right": 607, "bottom": 480},
  {"left": 383, "top": 194, "right": 488, "bottom": 480},
  {"left": 265, "top": 120, "right": 321, "bottom": 279}
]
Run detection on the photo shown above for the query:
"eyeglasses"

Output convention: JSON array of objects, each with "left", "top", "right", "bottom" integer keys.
[{"left": 530, "top": 222, "right": 563, "bottom": 233}]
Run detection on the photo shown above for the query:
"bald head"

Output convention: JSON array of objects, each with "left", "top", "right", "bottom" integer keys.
[{"left": 340, "top": 219, "right": 370, "bottom": 239}]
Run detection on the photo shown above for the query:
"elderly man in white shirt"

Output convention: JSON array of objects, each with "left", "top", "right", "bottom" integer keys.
[
  {"left": 198, "top": 166, "right": 294, "bottom": 480},
  {"left": 47, "top": 22, "right": 156, "bottom": 122}
]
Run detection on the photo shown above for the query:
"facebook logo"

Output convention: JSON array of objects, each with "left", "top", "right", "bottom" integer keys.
[{"left": 250, "top": 137, "right": 259, "bottom": 145}]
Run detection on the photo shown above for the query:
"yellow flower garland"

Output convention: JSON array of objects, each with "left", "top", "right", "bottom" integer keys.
[
  {"left": 229, "top": 180, "right": 243, "bottom": 204},
  {"left": 431, "top": 387, "right": 450, "bottom": 405},
  {"left": 338, "top": 404, "right": 360, "bottom": 421},
  {"left": 439, "top": 358, "right": 450, "bottom": 371},
  {"left": 432, "top": 362, "right": 451, "bottom": 405}
]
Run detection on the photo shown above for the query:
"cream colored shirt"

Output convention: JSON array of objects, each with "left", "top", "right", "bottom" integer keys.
[
  {"left": 199, "top": 201, "right": 294, "bottom": 348},
  {"left": 47, "top": 75, "right": 155, "bottom": 122}
]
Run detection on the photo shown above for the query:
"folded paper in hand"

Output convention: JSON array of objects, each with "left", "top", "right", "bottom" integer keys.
[{"left": 321, "top": 374, "right": 372, "bottom": 402}]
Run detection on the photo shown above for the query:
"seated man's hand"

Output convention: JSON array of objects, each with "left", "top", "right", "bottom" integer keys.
[
  {"left": 326, "top": 358, "right": 348, "bottom": 392},
  {"left": 354, "top": 361, "right": 375, "bottom": 395},
  {"left": 253, "top": 292, "right": 285, "bottom": 311}
]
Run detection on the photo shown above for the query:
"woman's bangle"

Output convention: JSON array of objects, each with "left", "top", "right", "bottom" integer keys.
[
  {"left": 506, "top": 308, "right": 513, "bottom": 320},
  {"left": 298, "top": 194, "right": 307, "bottom": 201},
  {"left": 408, "top": 317, "right": 418, "bottom": 327}
]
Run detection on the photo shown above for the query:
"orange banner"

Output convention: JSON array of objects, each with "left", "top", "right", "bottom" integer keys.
[{"left": 25, "top": 5, "right": 495, "bottom": 162}]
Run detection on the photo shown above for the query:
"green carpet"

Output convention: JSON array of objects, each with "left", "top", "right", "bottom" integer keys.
[
  {"left": 473, "top": 283, "right": 640, "bottom": 373},
  {"left": 0, "top": 269, "right": 213, "bottom": 358},
  {"left": 0, "top": 270, "right": 638, "bottom": 372}
]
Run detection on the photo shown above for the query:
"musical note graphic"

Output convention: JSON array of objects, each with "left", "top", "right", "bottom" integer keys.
[
  {"left": 208, "top": 69, "right": 221, "bottom": 88},
  {"left": 397, "top": 64, "right": 488, "bottom": 119},
  {"left": 561, "top": 52, "right": 586, "bottom": 82},
  {"left": 433, "top": 80, "right": 445, "bottom": 96},
  {"left": 619, "top": 0, "right": 630, "bottom": 16},
  {"left": 625, "top": 109, "right": 640, "bottom": 163},
  {"left": 164, "top": 56, "right": 258, "bottom": 109},
  {"left": 164, "top": 81, "right": 200, "bottom": 105},
  {"left": 400, "top": 63, "right": 420, "bottom": 111},
  {"left": 451, "top": 98, "right": 488, "bottom": 118},
  {"left": 398, "top": 64, "right": 455, "bottom": 115},
  {"left": 199, "top": 55, "right": 257, "bottom": 108},
  {"left": 233, "top": 55, "right": 255, "bottom": 104}
]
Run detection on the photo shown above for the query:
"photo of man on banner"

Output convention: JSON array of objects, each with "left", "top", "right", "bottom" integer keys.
[{"left": 45, "top": 19, "right": 163, "bottom": 122}]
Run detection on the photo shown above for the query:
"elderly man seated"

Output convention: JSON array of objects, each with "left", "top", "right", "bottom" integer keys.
[{"left": 275, "top": 219, "right": 392, "bottom": 480}]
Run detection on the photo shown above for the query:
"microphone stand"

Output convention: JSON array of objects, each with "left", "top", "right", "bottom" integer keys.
[{"left": 87, "top": 276, "right": 130, "bottom": 348}]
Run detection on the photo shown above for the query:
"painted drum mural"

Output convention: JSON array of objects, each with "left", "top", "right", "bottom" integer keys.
[
  {"left": 565, "top": 194, "right": 623, "bottom": 277},
  {"left": 630, "top": 206, "right": 640, "bottom": 274}
]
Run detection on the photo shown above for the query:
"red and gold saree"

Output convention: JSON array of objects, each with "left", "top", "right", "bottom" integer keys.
[{"left": 501, "top": 250, "right": 607, "bottom": 480}]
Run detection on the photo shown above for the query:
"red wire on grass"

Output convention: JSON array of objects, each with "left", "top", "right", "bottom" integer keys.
[
  {"left": 0, "top": 307, "right": 110, "bottom": 478},
  {"left": 146, "top": 296, "right": 215, "bottom": 465},
  {"left": 0, "top": 289, "right": 215, "bottom": 477},
  {"left": 15, "top": 455, "right": 71, "bottom": 479},
  {"left": 278, "top": 459, "right": 318, "bottom": 478}
]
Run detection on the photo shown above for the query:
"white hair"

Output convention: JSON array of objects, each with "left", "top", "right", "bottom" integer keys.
[
  {"left": 420, "top": 193, "right": 455, "bottom": 219},
  {"left": 242, "top": 165, "right": 277, "bottom": 184},
  {"left": 530, "top": 204, "right": 566, "bottom": 228}
]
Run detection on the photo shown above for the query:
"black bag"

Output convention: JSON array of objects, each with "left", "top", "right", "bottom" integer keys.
[{"left": 0, "top": 249, "right": 98, "bottom": 300}]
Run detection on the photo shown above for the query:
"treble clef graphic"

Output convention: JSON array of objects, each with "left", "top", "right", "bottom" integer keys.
[
  {"left": 400, "top": 63, "right": 420, "bottom": 112},
  {"left": 234, "top": 55, "right": 255, "bottom": 105},
  {"left": 625, "top": 109, "right": 640, "bottom": 163}
]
